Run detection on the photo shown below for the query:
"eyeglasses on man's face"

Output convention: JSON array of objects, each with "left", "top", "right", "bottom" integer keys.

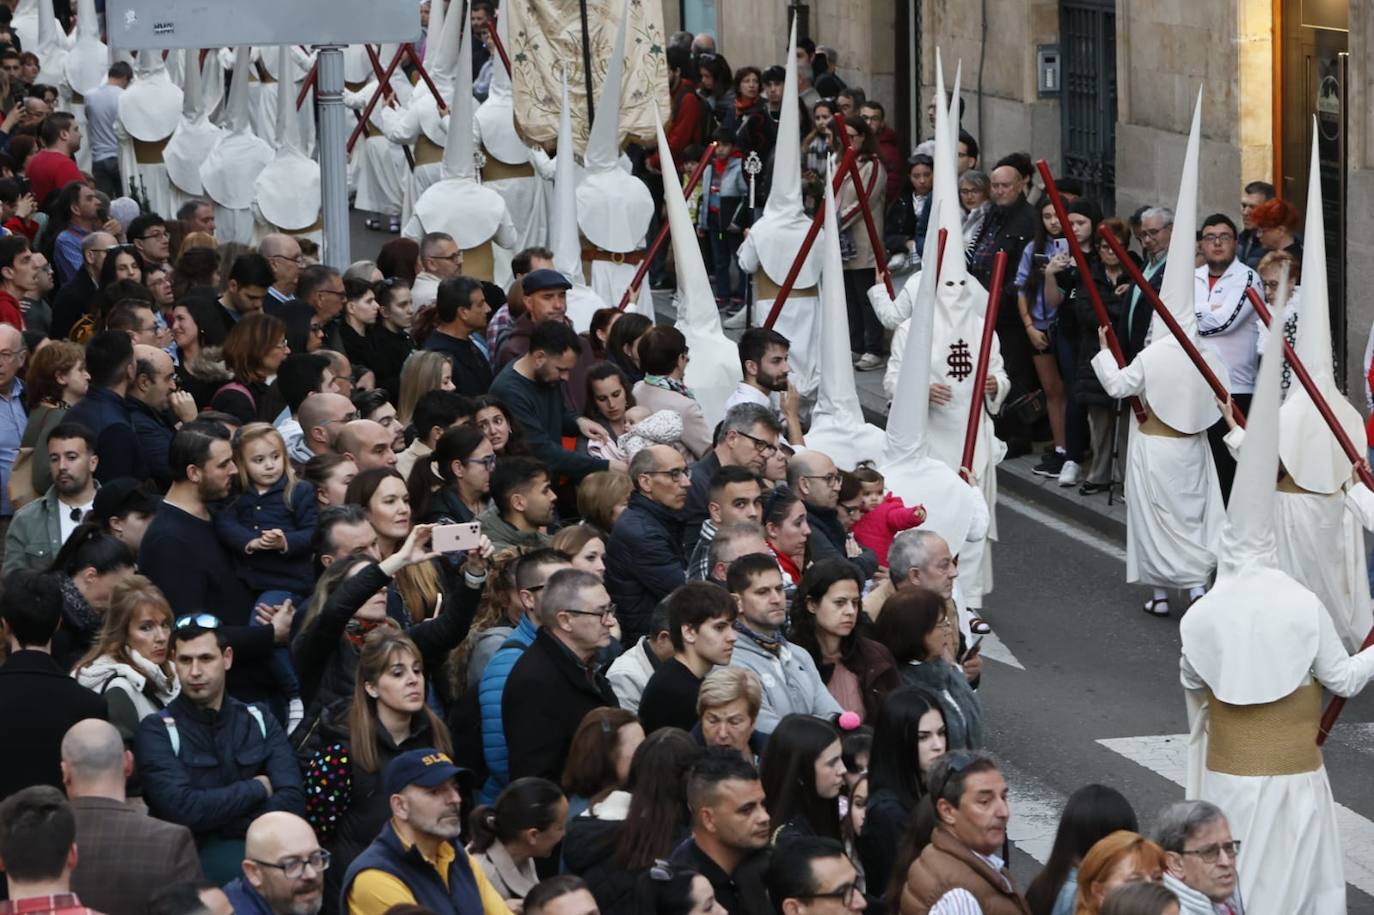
[
  {"left": 644, "top": 467, "right": 689, "bottom": 482},
  {"left": 250, "top": 849, "right": 331, "bottom": 879},
  {"left": 736, "top": 430, "right": 778, "bottom": 457},
  {"left": 1179, "top": 840, "right": 1241, "bottom": 864},
  {"left": 561, "top": 603, "right": 618, "bottom": 623}
]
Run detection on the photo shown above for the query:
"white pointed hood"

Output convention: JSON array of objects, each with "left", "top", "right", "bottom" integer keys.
[
  {"left": 164, "top": 50, "right": 223, "bottom": 196},
  {"left": 33, "top": 0, "right": 68, "bottom": 87},
  {"left": 1277, "top": 121, "right": 1367, "bottom": 492},
  {"left": 474, "top": 9, "right": 527, "bottom": 165},
  {"left": 253, "top": 45, "right": 321, "bottom": 231},
  {"left": 198, "top": 47, "right": 274, "bottom": 210},
  {"left": 879, "top": 211, "right": 977, "bottom": 552},
  {"left": 551, "top": 74, "right": 585, "bottom": 283},
  {"left": 1180, "top": 274, "right": 1321, "bottom": 704},
  {"left": 63, "top": 0, "right": 109, "bottom": 97},
  {"left": 804, "top": 159, "right": 886, "bottom": 470},
  {"left": 1135, "top": 90, "right": 1230, "bottom": 433},
  {"left": 656, "top": 107, "right": 739, "bottom": 425},
  {"left": 575, "top": 0, "right": 654, "bottom": 253},
  {"left": 928, "top": 58, "right": 987, "bottom": 326},
  {"left": 425, "top": 0, "right": 449, "bottom": 70},
  {"left": 411, "top": 17, "right": 511, "bottom": 250},
  {"left": 747, "top": 16, "right": 820, "bottom": 287},
  {"left": 118, "top": 50, "right": 183, "bottom": 142},
  {"left": 429, "top": 0, "right": 463, "bottom": 92},
  {"left": 441, "top": 11, "right": 477, "bottom": 180},
  {"left": 552, "top": 75, "right": 606, "bottom": 328}
]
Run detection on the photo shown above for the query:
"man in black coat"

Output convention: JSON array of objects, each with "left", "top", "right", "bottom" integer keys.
[
  {"left": 504, "top": 569, "right": 619, "bottom": 783},
  {"left": 788, "top": 450, "right": 878, "bottom": 580},
  {"left": 0, "top": 569, "right": 108, "bottom": 800},
  {"left": 424, "top": 276, "right": 494, "bottom": 395},
  {"left": 605, "top": 445, "right": 690, "bottom": 643}
]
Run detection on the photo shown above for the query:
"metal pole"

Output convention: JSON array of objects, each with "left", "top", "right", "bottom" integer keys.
[{"left": 316, "top": 45, "right": 350, "bottom": 268}]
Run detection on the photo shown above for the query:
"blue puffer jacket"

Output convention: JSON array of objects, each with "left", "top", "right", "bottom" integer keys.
[{"left": 476, "top": 615, "right": 538, "bottom": 803}]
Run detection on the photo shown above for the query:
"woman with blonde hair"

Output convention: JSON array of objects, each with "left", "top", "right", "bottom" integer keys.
[
  {"left": 16, "top": 340, "right": 88, "bottom": 499},
  {"left": 448, "top": 547, "right": 525, "bottom": 695},
  {"left": 550, "top": 523, "right": 607, "bottom": 578},
  {"left": 1074, "top": 831, "right": 1168, "bottom": 915},
  {"left": 396, "top": 350, "right": 455, "bottom": 426},
  {"left": 576, "top": 471, "right": 633, "bottom": 535},
  {"left": 300, "top": 627, "right": 455, "bottom": 909},
  {"left": 73, "top": 575, "right": 179, "bottom": 744}
]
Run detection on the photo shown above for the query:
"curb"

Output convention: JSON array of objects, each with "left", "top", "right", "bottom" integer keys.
[{"left": 995, "top": 467, "right": 1128, "bottom": 542}]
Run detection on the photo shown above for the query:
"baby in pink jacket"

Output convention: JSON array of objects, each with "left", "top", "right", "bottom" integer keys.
[{"left": 848, "top": 465, "right": 926, "bottom": 568}]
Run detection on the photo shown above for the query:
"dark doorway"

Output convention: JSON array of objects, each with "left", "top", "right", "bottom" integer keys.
[{"left": 1058, "top": 0, "right": 1117, "bottom": 212}]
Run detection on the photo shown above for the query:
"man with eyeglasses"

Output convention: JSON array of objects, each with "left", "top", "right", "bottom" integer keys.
[
  {"left": 62, "top": 719, "right": 202, "bottom": 914},
  {"left": 412, "top": 233, "right": 463, "bottom": 312},
  {"left": 1121, "top": 206, "right": 1173, "bottom": 362},
  {"left": 683, "top": 402, "right": 783, "bottom": 557},
  {"left": 900, "top": 751, "right": 1029, "bottom": 914},
  {"left": 1153, "top": 801, "right": 1244, "bottom": 915},
  {"left": 503, "top": 569, "right": 620, "bottom": 783},
  {"left": 226, "top": 812, "right": 328, "bottom": 915},
  {"left": 260, "top": 234, "right": 305, "bottom": 309},
  {"left": 1193, "top": 213, "right": 1260, "bottom": 503},
  {"left": 606, "top": 445, "right": 690, "bottom": 643},
  {"left": 789, "top": 451, "right": 877, "bottom": 580},
  {"left": 50, "top": 231, "right": 116, "bottom": 339},
  {"left": 476, "top": 548, "right": 571, "bottom": 803},
  {"left": 294, "top": 392, "right": 356, "bottom": 465},
  {"left": 280, "top": 265, "right": 348, "bottom": 354},
  {"left": 134, "top": 615, "right": 305, "bottom": 885},
  {"left": 128, "top": 213, "right": 172, "bottom": 271},
  {"left": 764, "top": 836, "right": 865, "bottom": 915}
]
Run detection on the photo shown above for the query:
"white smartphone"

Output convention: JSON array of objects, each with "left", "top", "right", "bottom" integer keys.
[{"left": 432, "top": 521, "right": 482, "bottom": 553}]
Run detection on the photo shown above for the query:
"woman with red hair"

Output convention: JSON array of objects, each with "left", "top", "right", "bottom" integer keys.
[{"left": 1250, "top": 197, "right": 1302, "bottom": 262}]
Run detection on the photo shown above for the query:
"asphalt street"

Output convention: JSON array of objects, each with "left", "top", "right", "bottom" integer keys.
[{"left": 981, "top": 493, "right": 1374, "bottom": 913}]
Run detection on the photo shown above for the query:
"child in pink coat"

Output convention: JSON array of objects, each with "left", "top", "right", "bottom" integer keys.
[{"left": 848, "top": 465, "right": 926, "bottom": 567}]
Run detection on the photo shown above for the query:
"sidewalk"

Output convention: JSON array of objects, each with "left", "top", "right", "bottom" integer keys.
[{"left": 653, "top": 289, "right": 1128, "bottom": 542}]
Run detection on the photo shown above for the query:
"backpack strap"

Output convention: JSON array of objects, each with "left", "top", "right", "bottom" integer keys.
[
  {"left": 216, "top": 381, "right": 256, "bottom": 411},
  {"left": 158, "top": 710, "right": 180, "bottom": 756},
  {"left": 245, "top": 704, "right": 268, "bottom": 739}
]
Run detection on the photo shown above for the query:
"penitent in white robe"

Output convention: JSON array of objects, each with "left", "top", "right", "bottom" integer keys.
[
  {"left": 885, "top": 308, "right": 1009, "bottom": 607},
  {"left": 1222, "top": 428, "right": 1373, "bottom": 651},
  {"left": 1092, "top": 350, "right": 1223, "bottom": 588},
  {"left": 736, "top": 234, "right": 821, "bottom": 400},
  {"left": 1182, "top": 605, "right": 1374, "bottom": 915}
]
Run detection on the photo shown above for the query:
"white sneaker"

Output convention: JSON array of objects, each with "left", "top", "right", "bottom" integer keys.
[
  {"left": 855, "top": 353, "right": 886, "bottom": 371},
  {"left": 721, "top": 308, "right": 748, "bottom": 329},
  {"left": 1057, "top": 459, "right": 1082, "bottom": 487}
]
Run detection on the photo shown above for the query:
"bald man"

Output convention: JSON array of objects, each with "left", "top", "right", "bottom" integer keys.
[
  {"left": 62, "top": 719, "right": 203, "bottom": 913},
  {"left": 131, "top": 344, "right": 200, "bottom": 489},
  {"left": 226, "top": 812, "right": 327, "bottom": 915},
  {"left": 295, "top": 392, "right": 356, "bottom": 465},
  {"left": 260, "top": 234, "right": 305, "bottom": 309},
  {"left": 337, "top": 419, "right": 398, "bottom": 471},
  {"left": 788, "top": 450, "right": 878, "bottom": 578},
  {"left": 0, "top": 322, "right": 26, "bottom": 523}
]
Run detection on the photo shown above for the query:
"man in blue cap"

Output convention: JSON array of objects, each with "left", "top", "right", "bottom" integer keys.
[
  {"left": 494, "top": 268, "right": 601, "bottom": 415},
  {"left": 340, "top": 748, "right": 510, "bottom": 915}
]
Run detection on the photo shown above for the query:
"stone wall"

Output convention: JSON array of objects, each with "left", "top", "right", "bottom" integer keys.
[
  {"left": 917, "top": 0, "right": 1061, "bottom": 171},
  {"left": 1346, "top": 0, "right": 1374, "bottom": 398}
]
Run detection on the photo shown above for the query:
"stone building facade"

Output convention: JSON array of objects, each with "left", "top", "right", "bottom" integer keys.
[{"left": 679, "top": 0, "right": 1372, "bottom": 398}]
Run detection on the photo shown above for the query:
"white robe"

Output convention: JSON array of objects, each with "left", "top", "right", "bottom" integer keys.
[
  {"left": 114, "top": 122, "right": 176, "bottom": 220},
  {"left": 1093, "top": 350, "right": 1223, "bottom": 588},
  {"left": 354, "top": 135, "right": 409, "bottom": 217},
  {"left": 1182, "top": 608, "right": 1374, "bottom": 915},
  {"left": 1222, "top": 428, "right": 1373, "bottom": 651},
  {"left": 736, "top": 234, "right": 821, "bottom": 399},
  {"left": 884, "top": 308, "right": 1010, "bottom": 607}
]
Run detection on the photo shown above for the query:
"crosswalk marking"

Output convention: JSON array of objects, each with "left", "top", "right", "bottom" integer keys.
[
  {"left": 999, "top": 494, "right": 1128, "bottom": 562},
  {"left": 979, "top": 631, "right": 1024, "bottom": 670},
  {"left": 1098, "top": 733, "right": 1374, "bottom": 898},
  {"left": 1001, "top": 759, "right": 1068, "bottom": 864}
]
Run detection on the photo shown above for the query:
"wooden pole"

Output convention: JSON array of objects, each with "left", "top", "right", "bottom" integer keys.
[
  {"left": 1036, "top": 160, "right": 1145, "bottom": 424},
  {"left": 617, "top": 143, "right": 718, "bottom": 310},
  {"left": 486, "top": 17, "right": 512, "bottom": 75},
  {"left": 1098, "top": 226, "right": 1245, "bottom": 429},
  {"left": 959, "top": 250, "right": 1007, "bottom": 482},
  {"left": 347, "top": 45, "right": 407, "bottom": 153},
  {"left": 831, "top": 113, "right": 895, "bottom": 298}
]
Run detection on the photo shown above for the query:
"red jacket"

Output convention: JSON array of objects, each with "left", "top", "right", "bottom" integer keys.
[
  {"left": 25, "top": 150, "right": 85, "bottom": 208},
  {"left": 648, "top": 77, "right": 708, "bottom": 172},
  {"left": 0, "top": 288, "right": 26, "bottom": 330},
  {"left": 874, "top": 125, "right": 903, "bottom": 202},
  {"left": 852, "top": 493, "right": 925, "bottom": 566}
]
